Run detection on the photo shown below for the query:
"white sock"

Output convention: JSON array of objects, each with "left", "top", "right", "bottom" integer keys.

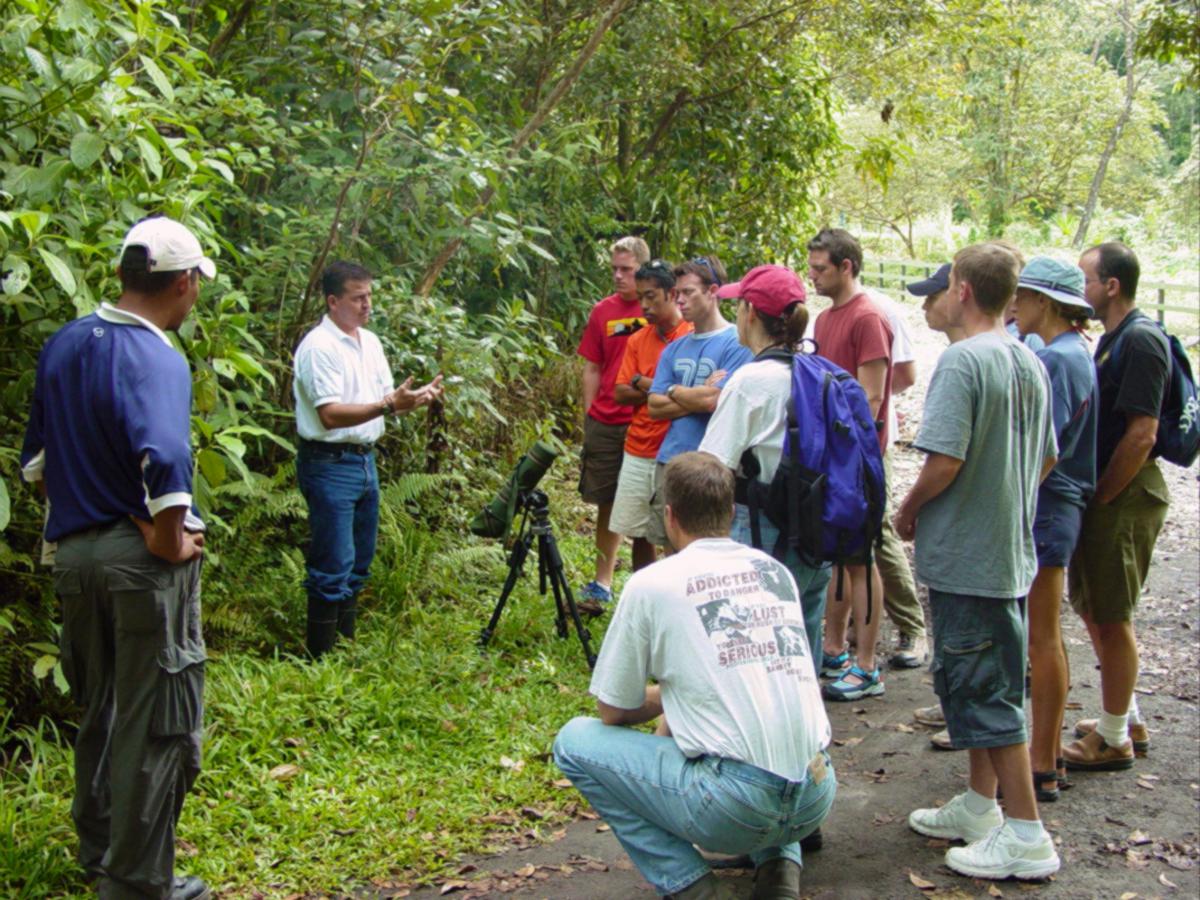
[
  {"left": 963, "top": 788, "right": 998, "bottom": 815},
  {"left": 1096, "top": 710, "right": 1129, "bottom": 746},
  {"left": 1006, "top": 817, "right": 1045, "bottom": 843},
  {"left": 1127, "top": 696, "right": 1143, "bottom": 726}
]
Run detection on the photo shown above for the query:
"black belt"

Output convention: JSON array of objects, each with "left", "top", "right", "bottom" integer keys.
[{"left": 300, "top": 438, "right": 374, "bottom": 455}]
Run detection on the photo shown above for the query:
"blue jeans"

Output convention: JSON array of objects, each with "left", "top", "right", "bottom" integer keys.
[
  {"left": 731, "top": 503, "right": 831, "bottom": 672},
  {"left": 554, "top": 717, "right": 836, "bottom": 895},
  {"left": 296, "top": 445, "right": 380, "bottom": 604}
]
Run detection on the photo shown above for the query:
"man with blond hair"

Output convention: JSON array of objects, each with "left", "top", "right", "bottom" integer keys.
[
  {"left": 896, "top": 243, "right": 1061, "bottom": 881},
  {"left": 577, "top": 236, "right": 651, "bottom": 605}
]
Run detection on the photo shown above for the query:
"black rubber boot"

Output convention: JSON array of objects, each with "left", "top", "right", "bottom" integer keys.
[
  {"left": 306, "top": 596, "right": 339, "bottom": 659},
  {"left": 751, "top": 857, "right": 801, "bottom": 899},
  {"left": 336, "top": 597, "right": 357, "bottom": 640},
  {"left": 667, "top": 872, "right": 734, "bottom": 899}
]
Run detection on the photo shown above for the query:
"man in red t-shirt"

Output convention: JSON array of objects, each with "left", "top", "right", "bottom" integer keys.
[
  {"left": 610, "top": 261, "right": 693, "bottom": 570},
  {"left": 807, "top": 228, "right": 894, "bottom": 703},
  {"left": 576, "top": 236, "right": 650, "bottom": 604}
]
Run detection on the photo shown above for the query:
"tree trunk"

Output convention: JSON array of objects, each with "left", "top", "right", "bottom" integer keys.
[
  {"left": 1073, "top": 0, "right": 1136, "bottom": 249},
  {"left": 414, "top": 0, "right": 632, "bottom": 298}
]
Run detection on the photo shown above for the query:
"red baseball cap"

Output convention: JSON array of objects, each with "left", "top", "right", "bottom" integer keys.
[{"left": 716, "top": 265, "right": 806, "bottom": 317}]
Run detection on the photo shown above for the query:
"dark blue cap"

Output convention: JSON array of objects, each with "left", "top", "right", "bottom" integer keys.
[{"left": 906, "top": 263, "right": 952, "bottom": 297}]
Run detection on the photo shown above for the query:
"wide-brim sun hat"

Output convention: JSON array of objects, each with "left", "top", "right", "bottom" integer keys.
[{"left": 1017, "top": 256, "right": 1088, "bottom": 310}]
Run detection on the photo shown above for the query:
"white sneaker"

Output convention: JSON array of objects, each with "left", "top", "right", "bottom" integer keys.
[
  {"left": 945, "top": 821, "right": 1061, "bottom": 880},
  {"left": 908, "top": 792, "right": 1003, "bottom": 842}
]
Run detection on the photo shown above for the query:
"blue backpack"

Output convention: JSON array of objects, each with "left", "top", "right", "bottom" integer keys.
[
  {"left": 1108, "top": 316, "right": 1200, "bottom": 468},
  {"left": 740, "top": 347, "right": 887, "bottom": 616}
]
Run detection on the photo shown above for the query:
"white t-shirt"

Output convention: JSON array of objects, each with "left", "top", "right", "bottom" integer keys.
[
  {"left": 293, "top": 315, "right": 395, "bottom": 443},
  {"left": 590, "top": 538, "right": 831, "bottom": 780},
  {"left": 867, "top": 289, "right": 915, "bottom": 449},
  {"left": 698, "top": 358, "right": 791, "bottom": 482}
]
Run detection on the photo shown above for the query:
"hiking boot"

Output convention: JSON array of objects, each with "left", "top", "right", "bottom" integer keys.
[
  {"left": 823, "top": 665, "right": 884, "bottom": 702},
  {"left": 1074, "top": 717, "right": 1150, "bottom": 756},
  {"left": 1062, "top": 730, "right": 1135, "bottom": 771},
  {"left": 169, "top": 877, "right": 212, "bottom": 900},
  {"left": 945, "top": 822, "right": 1060, "bottom": 880},
  {"left": 890, "top": 633, "right": 928, "bottom": 669},
  {"left": 820, "top": 649, "right": 850, "bottom": 679},
  {"left": 667, "top": 872, "right": 735, "bottom": 900},
  {"left": 930, "top": 728, "right": 959, "bottom": 751},
  {"left": 751, "top": 857, "right": 801, "bottom": 899},
  {"left": 913, "top": 704, "right": 945, "bottom": 727},
  {"left": 908, "top": 792, "right": 1002, "bottom": 842}
]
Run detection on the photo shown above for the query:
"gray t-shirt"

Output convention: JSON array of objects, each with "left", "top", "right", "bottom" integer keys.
[{"left": 914, "top": 331, "right": 1057, "bottom": 598}]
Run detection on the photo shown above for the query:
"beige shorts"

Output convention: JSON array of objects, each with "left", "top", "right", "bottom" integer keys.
[{"left": 609, "top": 453, "right": 667, "bottom": 545}]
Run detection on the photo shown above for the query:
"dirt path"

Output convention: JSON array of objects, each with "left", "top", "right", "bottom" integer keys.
[{"left": 396, "top": 300, "right": 1199, "bottom": 900}]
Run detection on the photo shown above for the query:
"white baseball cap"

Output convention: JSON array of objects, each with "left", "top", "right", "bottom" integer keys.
[{"left": 120, "top": 216, "right": 217, "bottom": 279}]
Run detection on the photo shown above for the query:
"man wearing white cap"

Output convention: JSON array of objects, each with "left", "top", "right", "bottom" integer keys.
[{"left": 20, "top": 215, "right": 214, "bottom": 898}]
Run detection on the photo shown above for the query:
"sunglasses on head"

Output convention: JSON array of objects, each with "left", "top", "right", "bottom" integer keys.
[{"left": 691, "top": 256, "right": 721, "bottom": 287}]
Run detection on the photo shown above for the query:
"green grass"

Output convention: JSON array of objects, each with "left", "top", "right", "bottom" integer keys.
[{"left": 0, "top": 469, "right": 619, "bottom": 897}]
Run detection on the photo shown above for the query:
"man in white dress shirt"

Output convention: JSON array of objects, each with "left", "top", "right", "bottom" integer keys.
[{"left": 293, "top": 261, "right": 443, "bottom": 657}]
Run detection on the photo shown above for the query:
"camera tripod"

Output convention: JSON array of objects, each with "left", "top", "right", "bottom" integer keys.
[{"left": 478, "top": 489, "right": 598, "bottom": 668}]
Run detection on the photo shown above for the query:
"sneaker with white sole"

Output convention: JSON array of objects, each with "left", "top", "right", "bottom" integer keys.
[
  {"left": 890, "top": 633, "right": 928, "bottom": 668},
  {"left": 823, "top": 665, "right": 884, "bottom": 701},
  {"left": 908, "top": 792, "right": 1003, "bottom": 842},
  {"left": 913, "top": 704, "right": 945, "bottom": 727},
  {"left": 945, "top": 821, "right": 1061, "bottom": 880},
  {"left": 820, "top": 649, "right": 851, "bottom": 679}
]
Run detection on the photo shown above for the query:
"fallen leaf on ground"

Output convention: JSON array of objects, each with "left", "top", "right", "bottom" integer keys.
[
  {"left": 890, "top": 723, "right": 915, "bottom": 733},
  {"left": 1105, "top": 815, "right": 1129, "bottom": 827},
  {"left": 498, "top": 755, "right": 524, "bottom": 772},
  {"left": 595, "top": 822, "right": 610, "bottom": 831},
  {"left": 267, "top": 763, "right": 300, "bottom": 780},
  {"left": 520, "top": 806, "right": 545, "bottom": 820},
  {"left": 908, "top": 871, "right": 936, "bottom": 890},
  {"left": 1160, "top": 873, "right": 1178, "bottom": 890},
  {"left": 1119, "top": 893, "right": 1138, "bottom": 900},
  {"left": 1064, "top": 701, "right": 1083, "bottom": 710},
  {"left": 988, "top": 885, "right": 1003, "bottom": 897},
  {"left": 439, "top": 881, "right": 469, "bottom": 895},
  {"left": 873, "top": 811, "right": 896, "bottom": 826},
  {"left": 552, "top": 778, "right": 573, "bottom": 788},
  {"left": 925, "top": 838, "right": 950, "bottom": 849},
  {"left": 515, "top": 864, "right": 535, "bottom": 877},
  {"left": 578, "top": 809, "right": 599, "bottom": 820},
  {"left": 283, "top": 736, "right": 304, "bottom": 747},
  {"left": 457, "top": 864, "right": 477, "bottom": 875},
  {"left": 1128, "top": 829, "right": 1152, "bottom": 845},
  {"left": 1136, "top": 778, "right": 1156, "bottom": 790}
]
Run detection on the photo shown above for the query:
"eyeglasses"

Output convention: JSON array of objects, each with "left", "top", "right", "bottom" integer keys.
[{"left": 692, "top": 256, "right": 722, "bottom": 287}]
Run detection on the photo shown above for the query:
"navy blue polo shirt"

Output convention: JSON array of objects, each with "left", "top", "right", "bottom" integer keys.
[{"left": 20, "top": 305, "right": 201, "bottom": 542}]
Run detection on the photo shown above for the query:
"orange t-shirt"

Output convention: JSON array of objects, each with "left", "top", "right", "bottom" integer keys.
[{"left": 617, "top": 319, "right": 695, "bottom": 458}]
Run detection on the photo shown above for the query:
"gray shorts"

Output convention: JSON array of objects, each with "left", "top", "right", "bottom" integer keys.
[{"left": 929, "top": 589, "right": 1027, "bottom": 750}]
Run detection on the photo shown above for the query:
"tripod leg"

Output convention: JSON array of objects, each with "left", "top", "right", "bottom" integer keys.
[
  {"left": 541, "top": 534, "right": 569, "bottom": 638},
  {"left": 479, "top": 532, "right": 534, "bottom": 649},
  {"left": 540, "top": 530, "right": 598, "bottom": 669}
]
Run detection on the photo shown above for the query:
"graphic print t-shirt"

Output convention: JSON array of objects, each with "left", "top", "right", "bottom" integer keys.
[
  {"left": 577, "top": 293, "right": 647, "bottom": 425},
  {"left": 590, "top": 538, "right": 831, "bottom": 781},
  {"left": 649, "top": 325, "right": 752, "bottom": 463}
]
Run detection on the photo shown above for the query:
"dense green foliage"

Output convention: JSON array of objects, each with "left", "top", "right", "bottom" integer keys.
[{"left": 0, "top": 0, "right": 1195, "bottom": 893}]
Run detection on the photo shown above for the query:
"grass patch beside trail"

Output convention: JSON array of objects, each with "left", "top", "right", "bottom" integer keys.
[{"left": 1, "top": 473, "right": 616, "bottom": 897}]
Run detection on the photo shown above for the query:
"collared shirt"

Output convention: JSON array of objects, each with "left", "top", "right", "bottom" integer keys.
[
  {"left": 293, "top": 315, "right": 394, "bottom": 443},
  {"left": 20, "top": 303, "right": 202, "bottom": 541}
]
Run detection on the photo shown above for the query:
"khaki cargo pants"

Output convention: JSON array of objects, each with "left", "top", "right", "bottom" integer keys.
[{"left": 55, "top": 519, "right": 204, "bottom": 899}]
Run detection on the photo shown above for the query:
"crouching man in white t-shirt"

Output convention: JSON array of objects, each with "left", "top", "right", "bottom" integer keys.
[{"left": 554, "top": 452, "right": 836, "bottom": 900}]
